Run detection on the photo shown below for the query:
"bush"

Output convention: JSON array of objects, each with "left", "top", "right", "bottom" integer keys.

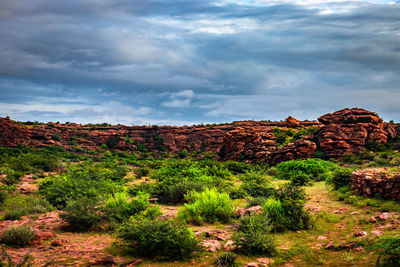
[
  {"left": 0, "top": 191, "right": 6, "bottom": 205},
  {"left": 232, "top": 213, "right": 276, "bottom": 255},
  {"left": 133, "top": 167, "right": 150, "bottom": 179},
  {"left": 152, "top": 159, "right": 231, "bottom": 203},
  {"left": 263, "top": 198, "right": 284, "bottom": 222},
  {"left": 6, "top": 153, "right": 61, "bottom": 173},
  {"left": 0, "top": 225, "right": 35, "bottom": 247},
  {"left": 117, "top": 218, "right": 199, "bottom": 260},
  {"left": 238, "top": 172, "right": 275, "bottom": 198},
  {"left": 59, "top": 198, "right": 102, "bottom": 232},
  {"left": 276, "top": 183, "right": 306, "bottom": 201},
  {"left": 263, "top": 198, "right": 312, "bottom": 232},
  {"left": 2, "top": 195, "right": 54, "bottom": 221},
  {"left": 178, "top": 188, "right": 235, "bottom": 224},
  {"left": 326, "top": 168, "right": 352, "bottom": 190},
  {"left": 276, "top": 158, "right": 339, "bottom": 183},
  {"left": 104, "top": 191, "right": 161, "bottom": 222},
  {"left": 4, "top": 209, "right": 26, "bottom": 221},
  {"left": 39, "top": 163, "right": 124, "bottom": 208},
  {"left": 290, "top": 173, "right": 312, "bottom": 186},
  {"left": 224, "top": 161, "right": 252, "bottom": 174},
  {"left": 214, "top": 252, "right": 238, "bottom": 266},
  {"left": 162, "top": 180, "right": 204, "bottom": 205},
  {"left": 374, "top": 235, "right": 400, "bottom": 266},
  {"left": 246, "top": 197, "right": 267, "bottom": 208}
]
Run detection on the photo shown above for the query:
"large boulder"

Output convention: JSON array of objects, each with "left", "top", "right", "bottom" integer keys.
[{"left": 315, "top": 108, "right": 392, "bottom": 158}]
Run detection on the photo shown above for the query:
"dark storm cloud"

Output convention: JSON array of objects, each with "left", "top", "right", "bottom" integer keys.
[{"left": 0, "top": 0, "right": 399, "bottom": 124}]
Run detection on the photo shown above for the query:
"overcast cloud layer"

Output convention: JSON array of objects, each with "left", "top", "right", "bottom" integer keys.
[{"left": 0, "top": 0, "right": 399, "bottom": 125}]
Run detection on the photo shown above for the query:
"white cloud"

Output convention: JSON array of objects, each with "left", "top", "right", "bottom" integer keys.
[
  {"left": 173, "top": 89, "right": 194, "bottom": 98},
  {"left": 161, "top": 98, "right": 191, "bottom": 108}
]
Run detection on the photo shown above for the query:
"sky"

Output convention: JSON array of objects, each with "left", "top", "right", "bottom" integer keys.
[{"left": 0, "top": 0, "right": 399, "bottom": 125}]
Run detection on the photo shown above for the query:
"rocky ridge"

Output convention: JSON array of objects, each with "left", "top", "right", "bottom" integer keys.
[{"left": 0, "top": 108, "right": 398, "bottom": 163}]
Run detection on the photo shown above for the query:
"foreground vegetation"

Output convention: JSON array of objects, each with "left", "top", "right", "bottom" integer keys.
[{"left": 0, "top": 145, "right": 399, "bottom": 266}]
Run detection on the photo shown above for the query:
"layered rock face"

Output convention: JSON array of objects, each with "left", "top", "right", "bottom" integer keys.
[
  {"left": 315, "top": 108, "right": 395, "bottom": 158},
  {"left": 0, "top": 108, "right": 397, "bottom": 163},
  {"left": 0, "top": 117, "right": 318, "bottom": 159},
  {"left": 351, "top": 169, "right": 400, "bottom": 200}
]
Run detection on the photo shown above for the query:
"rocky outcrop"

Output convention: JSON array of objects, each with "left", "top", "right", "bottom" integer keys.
[
  {"left": 351, "top": 168, "right": 400, "bottom": 200},
  {"left": 270, "top": 139, "right": 317, "bottom": 164},
  {"left": 314, "top": 108, "right": 393, "bottom": 158},
  {"left": 0, "top": 117, "right": 319, "bottom": 161},
  {"left": 0, "top": 108, "right": 397, "bottom": 163},
  {"left": 219, "top": 127, "right": 275, "bottom": 161}
]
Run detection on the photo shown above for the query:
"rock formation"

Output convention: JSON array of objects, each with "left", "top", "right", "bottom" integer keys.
[
  {"left": 315, "top": 108, "right": 394, "bottom": 158},
  {"left": 351, "top": 168, "right": 400, "bottom": 200},
  {"left": 0, "top": 108, "right": 398, "bottom": 163}
]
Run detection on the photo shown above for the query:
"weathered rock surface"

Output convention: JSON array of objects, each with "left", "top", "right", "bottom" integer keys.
[
  {"left": 351, "top": 168, "right": 400, "bottom": 200},
  {"left": 0, "top": 108, "right": 398, "bottom": 163},
  {"left": 270, "top": 139, "right": 317, "bottom": 164},
  {"left": 315, "top": 108, "right": 395, "bottom": 158}
]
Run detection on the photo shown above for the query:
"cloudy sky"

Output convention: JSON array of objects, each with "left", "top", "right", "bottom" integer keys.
[{"left": 0, "top": 0, "right": 399, "bottom": 125}]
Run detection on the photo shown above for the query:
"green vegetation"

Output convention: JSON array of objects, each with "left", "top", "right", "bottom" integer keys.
[
  {"left": 374, "top": 235, "right": 400, "bottom": 266},
  {"left": 39, "top": 161, "right": 126, "bottom": 208},
  {"left": 276, "top": 158, "right": 340, "bottom": 184},
  {"left": 104, "top": 191, "right": 161, "bottom": 223},
  {"left": 117, "top": 218, "right": 199, "bottom": 260},
  {"left": 273, "top": 126, "right": 318, "bottom": 147},
  {"left": 1, "top": 195, "right": 53, "bottom": 221},
  {"left": 59, "top": 197, "right": 102, "bottom": 232},
  {"left": 214, "top": 252, "right": 238, "bottom": 266},
  {"left": 178, "top": 188, "right": 235, "bottom": 224},
  {"left": 0, "top": 225, "right": 35, "bottom": 247},
  {"left": 232, "top": 213, "right": 276, "bottom": 255},
  {"left": 0, "top": 140, "right": 399, "bottom": 265}
]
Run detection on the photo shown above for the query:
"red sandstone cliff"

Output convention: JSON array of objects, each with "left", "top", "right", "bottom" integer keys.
[{"left": 0, "top": 108, "right": 398, "bottom": 163}]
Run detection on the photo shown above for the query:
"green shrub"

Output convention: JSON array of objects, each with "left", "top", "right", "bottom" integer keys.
[
  {"left": 224, "top": 161, "right": 252, "bottom": 174},
  {"left": 0, "top": 191, "right": 6, "bottom": 205},
  {"left": 1, "top": 169, "right": 23, "bottom": 186},
  {"left": 117, "top": 218, "right": 199, "bottom": 260},
  {"left": 178, "top": 188, "right": 235, "bottom": 224},
  {"left": 374, "top": 235, "right": 400, "bottom": 266},
  {"left": 39, "top": 162, "right": 124, "bottom": 208},
  {"left": 2, "top": 195, "right": 54, "bottom": 220},
  {"left": 176, "top": 149, "right": 189, "bottom": 159},
  {"left": 276, "top": 183, "right": 306, "bottom": 201},
  {"left": 106, "top": 135, "right": 121, "bottom": 149},
  {"left": 0, "top": 225, "right": 35, "bottom": 247},
  {"left": 6, "top": 153, "right": 61, "bottom": 173},
  {"left": 152, "top": 159, "right": 231, "bottom": 203},
  {"left": 276, "top": 158, "right": 339, "bottom": 183},
  {"left": 263, "top": 198, "right": 312, "bottom": 232},
  {"left": 290, "top": 173, "right": 312, "bottom": 186},
  {"left": 214, "top": 252, "right": 238, "bottom": 266},
  {"left": 4, "top": 209, "right": 26, "bottom": 221},
  {"left": 246, "top": 197, "right": 267, "bottom": 208},
  {"left": 163, "top": 180, "right": 204, "bottom": 205},
  {"left": 273, "top": 127, "right": 318, "bottom": 147},
  {"left": 263, "top": 198, "right": 284, "bottom": 222},
  {"left": 326, "top": 168, "right": 352, "bottom": 190},
  {"left": 134, "top": 167, "right": 150, "bottom": 178},
  {"left": 232, "top": 213, "right": 276, "bottom": 255},
  {"left": 59, "top": 198, "right": 102, "bottom": 232},
  {"left": 104, "top": 191, "right": 160, "bottom": 222},
  {"left": 238, "top": 172, "right": 275, "bottom": 198},
  {"left": 51, "top": 133, "right": 61, "bottom": 141}
]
